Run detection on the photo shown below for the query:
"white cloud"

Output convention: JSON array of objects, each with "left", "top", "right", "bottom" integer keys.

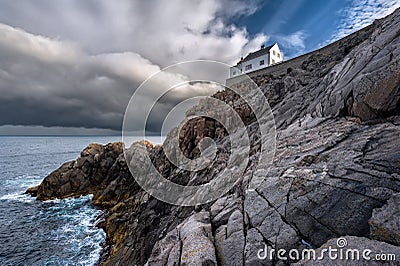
[
  {"left": 0, "top": 23, "right": 80, "bottom": 64},
  {"left": 0, "top": 22, "right": 210, "bottom": 131},
  {"left": 326, "top": 0, "right": 400, "bottom": 44},
  {"left": 0, "top": 0, "right": 267, "bottom": 133},
  {"left": 0, "top": 0, "right": 266, "bottom": 66},
  {"left": 275, "top": 31, "right": 307, "bottom": 58}
]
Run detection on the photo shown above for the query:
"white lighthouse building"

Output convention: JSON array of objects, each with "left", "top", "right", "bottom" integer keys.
[{"left": 229, "top": 43, "right": 283, "bottom": 77}]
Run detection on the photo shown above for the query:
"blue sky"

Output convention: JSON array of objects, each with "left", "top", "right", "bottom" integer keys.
[{"left": 236, "top": 0, "right": 400, "bottom": 58}]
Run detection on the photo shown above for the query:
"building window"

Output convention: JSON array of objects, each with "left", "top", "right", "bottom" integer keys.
[
  {"left": 273, "top": 50, "right": 276, "bottom": 56},
  {"left": 233, "top": 71, "right": 236, "bottom": 76},
  {"left": 245, "top": 64, "right": 252, "bottom": 71},
  {"left": 260, "top": 60, "right": 264, "bottom": 66},
  {"left": 272, "top": 59, "right": 275, "bottom": 64},
  {"left": 277, "top": 53, "right": 280, "bottom": 58}
]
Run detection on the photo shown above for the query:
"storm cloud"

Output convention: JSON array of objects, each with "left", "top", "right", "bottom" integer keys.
[{"left": 0, "top": 0, "right": 266, "bottom": 134}]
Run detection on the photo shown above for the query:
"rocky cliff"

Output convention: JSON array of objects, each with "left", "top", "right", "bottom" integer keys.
[{"left": 27, "top": 8, "right": 400, "bottom": 265}]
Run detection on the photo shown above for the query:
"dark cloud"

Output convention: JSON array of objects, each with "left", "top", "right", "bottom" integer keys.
[
  {"left": 0, "top": 125, "right": 120, "bottom": 136},
  {"left": 0, "top": 0, "right": 266, "bottom": 134}
]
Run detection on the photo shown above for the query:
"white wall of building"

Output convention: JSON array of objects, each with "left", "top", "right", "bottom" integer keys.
[
  {"left": 230, "top": 54, "right": 269, "bottom": 77},
  {"left": 269, "top": 43, "right": 283, "bottom": 65},
  {"left": 229, "top": 43, "right": 283, "bottom": 78},
  {"left": 230, "top": 64, "right": 241, "bottom": 77},
  {"left": 242, "top": 54, "right": 270, "bottom": 74}
]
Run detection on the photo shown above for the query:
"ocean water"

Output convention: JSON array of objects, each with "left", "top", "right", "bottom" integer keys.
[{"left": 0, "top": 136, "right": 140, "bottom": 266}]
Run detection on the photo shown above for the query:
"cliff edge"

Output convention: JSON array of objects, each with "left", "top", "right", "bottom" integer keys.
[{"left": 27, "top": 8, "right": 400, "bottom": 265}]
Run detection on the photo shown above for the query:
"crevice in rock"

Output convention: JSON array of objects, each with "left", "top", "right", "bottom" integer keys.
[
  {"left": 252, "top": 227, "right": 277, "bottom": 265},
  {"left": 299, "top": 208, "right": 340, "bottom": 236},
  {"left": 254, "top": 188, "right": 313, "bottom": 248}
]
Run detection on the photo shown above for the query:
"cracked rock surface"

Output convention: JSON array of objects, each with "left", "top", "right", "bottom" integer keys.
[
  {"left": 369, "top": 193, "right": 400, "bottom": 246},
  {"left": 27, "top": 8, "right": 400, "bottom": 266},
  {"left": 296, "top": 236, "right": 400, "bottom": 266}
]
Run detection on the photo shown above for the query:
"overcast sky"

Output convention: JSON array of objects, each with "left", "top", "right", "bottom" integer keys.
[{"left": 0, "top": 0, "right": 398, "bottom": 135}]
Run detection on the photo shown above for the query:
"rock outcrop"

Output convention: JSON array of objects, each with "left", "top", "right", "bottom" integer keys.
[
  {"left": 297, "top": 236, "right": 400, "bottom": 266},
  {"left": 26, "top": 142, "right": 124, "bottom": 201},
  {"left": 27, "top": 8, "right": 400, "bottom": 266},
  {"left": 369, "top": 193, "right": 400, "bottom": 246}
]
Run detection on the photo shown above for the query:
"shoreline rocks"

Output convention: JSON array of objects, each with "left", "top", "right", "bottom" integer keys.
[
  {"left": 27, "top": 7, "right": 400, "bottom": 266},
  {"left": 26, "top": 142, "right": 124, "bottom": 201}
]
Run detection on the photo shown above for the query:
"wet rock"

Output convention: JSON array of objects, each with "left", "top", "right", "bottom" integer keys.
[
  {"left": 25, "top": 185, "right": 38, "bottom": 196},
  {"left": 26, "top": 142, "right": 124, "bottom": 200},
  {"left": 27, "top": 8, "right": 400, "bottom": 266}
]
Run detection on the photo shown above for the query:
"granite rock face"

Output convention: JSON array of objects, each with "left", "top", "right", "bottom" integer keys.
[
  {"left": 296, "top": 236, "right": 400, "bottom": 266},
  {"left": 28, "top": 8, "right": 400, "bottom": 266},
  {"left": 369, "top": 193, "right": 400, "bottom": 246},
  {"left": 26, "top": 142, "right": 124, "bottom": 201}
]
